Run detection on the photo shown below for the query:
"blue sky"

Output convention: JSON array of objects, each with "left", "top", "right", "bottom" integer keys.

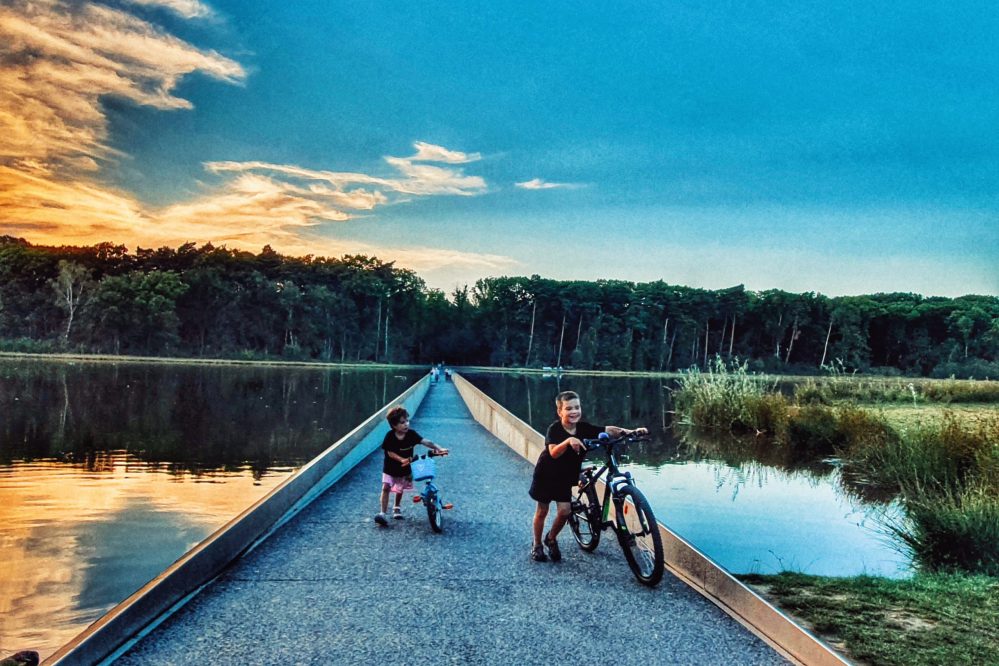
[{"left": 2, "top": 0, "right": 996, "bottom": 295}]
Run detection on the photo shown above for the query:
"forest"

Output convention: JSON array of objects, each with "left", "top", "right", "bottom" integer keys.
[{"left": 1, "top": 236, "right": 996, "bottom": 378}]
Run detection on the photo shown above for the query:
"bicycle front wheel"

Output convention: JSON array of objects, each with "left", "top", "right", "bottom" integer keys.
[
  {"left": 616, "top": 486, "right": 664, "bottom": 586},
  {"left": 426, "top": 490, "right": 443, "bottom": 533},
  {"left": 569, "top": 487, "right": 600, "bottom": 552}
]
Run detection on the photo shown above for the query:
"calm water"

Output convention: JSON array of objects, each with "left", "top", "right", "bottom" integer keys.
[
  {"left": 0, "top": 358, "right": 419, "bottom": 659},
  {"left": 464, "top": 371, "right": 911, "bottom": 579}
]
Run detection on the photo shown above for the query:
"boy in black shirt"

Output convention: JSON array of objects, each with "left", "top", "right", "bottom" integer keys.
[
  {"left": 375, "top": 406, "right": 448, "bottom": 526},
  {"left": 528, "top": 391, "right": 646, "bottom": 561}
]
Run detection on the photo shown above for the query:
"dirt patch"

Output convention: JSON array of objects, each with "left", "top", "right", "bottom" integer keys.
[{"left": 885, "top": 610, "right": 937, "bottom": 632}]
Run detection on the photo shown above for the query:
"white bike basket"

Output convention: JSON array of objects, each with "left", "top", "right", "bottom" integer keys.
[{"left": 410, "top": 456, "right": 436, "bottom": 481}]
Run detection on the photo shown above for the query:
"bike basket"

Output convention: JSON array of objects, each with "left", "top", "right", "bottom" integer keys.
[{"left": 410, "top": 456, "right": 436, "bottom": 481}]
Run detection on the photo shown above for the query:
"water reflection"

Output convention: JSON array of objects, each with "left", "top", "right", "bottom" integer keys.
[
  {"left": 0, "top": 359, "right": 417, "bottom": 659},
  {"left": 464, "top": 371, "right": 911, "bottom": 578}
]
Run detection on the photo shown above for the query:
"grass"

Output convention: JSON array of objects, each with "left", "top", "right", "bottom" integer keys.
[
  {"left": 797, "top": 371, "right": 999, "bottom": 406},
  {"left": 739, "top": 572, "right": 999, "bottom": 666}
]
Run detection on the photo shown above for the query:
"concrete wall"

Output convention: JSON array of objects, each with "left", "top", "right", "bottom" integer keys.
[
  {"left": 452, "top": 373, "right": 850, "bottom": 666},
  {"left": 46, "top": 375, "right": 431, "bottom": 666}
]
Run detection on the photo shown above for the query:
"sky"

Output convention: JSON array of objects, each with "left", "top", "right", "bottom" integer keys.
[{"left": 1, "top": 0, "right": 997, "bottom": 297}]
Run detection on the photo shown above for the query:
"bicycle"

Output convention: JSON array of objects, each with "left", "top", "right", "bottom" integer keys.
[
  {"left": 410, "top": 450, "right": 451, "bottom": 533},
  {"left": 568, "top": 432, "right": 665, "bottom": 586}
]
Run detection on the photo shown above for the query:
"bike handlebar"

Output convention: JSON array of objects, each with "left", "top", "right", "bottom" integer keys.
[
  {"left": 581, "top": 433, "right": 649, "bottom": 452},
  {"left": 414, "top": 450, "right": 448, "bottom": 460}
]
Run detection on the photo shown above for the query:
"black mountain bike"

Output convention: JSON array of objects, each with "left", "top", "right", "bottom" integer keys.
[{"left": 568, "top": 432, "right": 665, "bottom": 586}]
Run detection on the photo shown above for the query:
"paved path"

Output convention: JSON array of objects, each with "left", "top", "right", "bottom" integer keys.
[{"left": 117, "top": 382, "right": 786, "bottom": 665}]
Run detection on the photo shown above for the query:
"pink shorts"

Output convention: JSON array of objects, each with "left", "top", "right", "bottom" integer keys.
[{"left": 382, "top": 473, "right": 414, "bottom": 494}]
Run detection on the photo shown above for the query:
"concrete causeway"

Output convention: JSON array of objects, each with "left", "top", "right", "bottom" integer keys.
[{"left": 116, "top": 381, "right": 787, "bottom": 665}]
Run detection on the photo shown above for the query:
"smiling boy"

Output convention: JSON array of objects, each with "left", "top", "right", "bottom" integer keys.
[{"left": 528, "top": 391, "right": 645, "bottom": 561}]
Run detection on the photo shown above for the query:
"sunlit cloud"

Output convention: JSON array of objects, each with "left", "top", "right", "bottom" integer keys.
[
  {"left": 410, "top": 141, "right": 481, "bottom": 164},
  {"left": 0, "top": 165, "right": 518, "bottom": 276},
  {"left": 205, "top": 141, "right": 489, "bottom": 203},
  {"left": 516, "top": 178, "right": 583, "bottom": 190},
  {"left": 0, "top": 0, "right": 244, "bottom": 171},
  {"left": 0, "top": 2, "right": 511, "bottom": 280}
]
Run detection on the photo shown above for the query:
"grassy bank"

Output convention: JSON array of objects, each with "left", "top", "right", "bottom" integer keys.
[{"left": 739, "top": 572, "right": 999, "bottom": 666}]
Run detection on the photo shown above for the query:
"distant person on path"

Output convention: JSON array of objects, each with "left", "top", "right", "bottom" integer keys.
[
  {"left": 528, "top": 390, "right": 646, "bottom": 562},
  {"left": 375, "top": 406, "right": 448, "bottom": 526},
  {"left": 431, "top": 366, "right": 439, "bottom": 383}
]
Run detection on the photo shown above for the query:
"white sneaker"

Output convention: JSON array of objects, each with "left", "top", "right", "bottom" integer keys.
[{"left": 392, "top": 507, "right": 404, "bottom": 520}]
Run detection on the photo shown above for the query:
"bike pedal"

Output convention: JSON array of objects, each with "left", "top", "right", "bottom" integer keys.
[
  {"left": 413, "top": 496, "right": 423, "bottom": 503},
  {"left": 443, "top": 503, "right": 454, "bottom": 510}
]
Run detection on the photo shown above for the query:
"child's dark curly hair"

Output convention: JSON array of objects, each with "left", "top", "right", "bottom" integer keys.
[{"left": 386, "top": 406, "right": 409, "bottom": 427}]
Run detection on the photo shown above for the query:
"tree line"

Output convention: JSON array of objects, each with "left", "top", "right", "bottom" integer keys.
[{"left": 1, "top": 237, "right": 996, "bottom": 378}]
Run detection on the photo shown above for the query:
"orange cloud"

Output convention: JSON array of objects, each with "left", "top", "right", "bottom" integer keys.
[
  {"left": 0, "top": 0, "right": 244, "bottom": 171},
  {"left": 0, "top": 2, "right": 515, "bottom": 281}
]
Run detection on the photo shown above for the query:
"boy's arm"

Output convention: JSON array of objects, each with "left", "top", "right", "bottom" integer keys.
[
  {"left": 548, "top": 438, "right": 581, "bottom": 458},
  {"left": 386, "top": 450, "right": 410, "bottom": 465},
  {"left": 420, "top": 438, "right": 448, "bottom": 455},
  {"left": 604, "top": 426, "right": 648, "bottom": 437}
]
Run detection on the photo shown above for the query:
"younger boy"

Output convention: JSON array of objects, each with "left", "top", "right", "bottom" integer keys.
[{"left": 375, "top": 406, "right": 448, "bottom": 526}]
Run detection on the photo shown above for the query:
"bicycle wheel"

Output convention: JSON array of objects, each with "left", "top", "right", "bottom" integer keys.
[
  {"left": 616, "top": 485, "right": 664, "bottom": 586},
  {"left": 426, "top": 489, "right": 443, "bottom": 533},
  {"left": 568, "top": 487, "right": 600, "bottom": 551}
]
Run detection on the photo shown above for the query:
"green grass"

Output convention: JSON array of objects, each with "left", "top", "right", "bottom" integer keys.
[
  {"left": 738, "top": 572, "right": 999, "bottom": 666},
  {"left": 797, "top": 373, "right": 999, "bottom": 405}
]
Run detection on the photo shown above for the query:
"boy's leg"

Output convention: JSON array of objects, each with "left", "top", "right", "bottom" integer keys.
[
  {"left": 375, "top": 483, "right": 391, "bottom": 526},
  {"left": 379, "top": 484, "right": 390, "bottom": 513},
  {"left": 532, "top": 501, "right": 550, "bottom": 547},
  {"left": 548, "top": 501, "right": 573, "bottom": 539}
]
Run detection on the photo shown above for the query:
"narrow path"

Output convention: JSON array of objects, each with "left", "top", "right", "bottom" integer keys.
[{"left": 117, "top": 382, "right": 786, "bottom": 665}]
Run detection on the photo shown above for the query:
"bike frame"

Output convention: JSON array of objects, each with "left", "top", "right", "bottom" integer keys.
[{"left": 579, "top": 437, "right": 643, "bottom": 535}]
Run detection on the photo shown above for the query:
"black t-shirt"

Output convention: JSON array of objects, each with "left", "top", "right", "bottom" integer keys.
[
  {"left": 381, "top": 428, "right": 422, "bottom": 477},
  {"left": 537, "top": 420, "right": 604, "bottom": 487}
]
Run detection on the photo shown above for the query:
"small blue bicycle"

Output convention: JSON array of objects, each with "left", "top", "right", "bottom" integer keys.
[{"left": 410, "top": 450, "right": 451, "bottom": 533}]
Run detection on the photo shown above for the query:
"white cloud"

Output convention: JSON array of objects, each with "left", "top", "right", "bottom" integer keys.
[
  {"left": 516, "top": 177, "right": 583, "bottom": 190},
  {"left": 410, "top": 141, "right": 481, "bottom": 164},
  {"left": 124, "top": 0, "right": 214, "bottom": 19}
]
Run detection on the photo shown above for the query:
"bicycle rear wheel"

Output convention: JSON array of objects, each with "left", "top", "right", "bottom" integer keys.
[
  {"left": 568, "top": 487, "right": 600, "bottom": 551},
  {"left": 616, "top": 485, "right": 664, "bottom": 586},
  {"left": 426, "top": 489, "right": 443, "bottom": 533}
]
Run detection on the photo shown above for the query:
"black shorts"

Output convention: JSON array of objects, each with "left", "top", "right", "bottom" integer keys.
[{"left": 528, "top": 468, "right": 575, "bottom": 503}]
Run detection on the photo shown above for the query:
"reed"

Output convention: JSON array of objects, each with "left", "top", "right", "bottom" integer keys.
[
  {"left": 672, "top": 357, "right": 789, "bottom": 435},
  {"left": 889, "top": 485, "right": 999, "bottom": 576}
]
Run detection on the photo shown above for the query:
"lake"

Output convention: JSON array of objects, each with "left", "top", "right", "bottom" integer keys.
[
  {"left": 462, "top": 371, "right": 911, "bottom": 579},
  {"left": 0, "top": 358, "right": 419, "bottom": 659},
  {"left": 0, "top": 360, "right": 912, "bottom": 659}
]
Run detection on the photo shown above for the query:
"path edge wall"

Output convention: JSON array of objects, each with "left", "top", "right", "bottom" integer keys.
[
  {"left": 453, "top": 372, "right": 851, "bottom": 666},
  {"left": 45, "top": 375, "right": 431, "bottom": 666}
]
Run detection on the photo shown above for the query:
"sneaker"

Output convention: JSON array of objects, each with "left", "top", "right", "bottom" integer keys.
[
  {"left": 374, "top": 512, "right": 388, "bottom": 526},
  {"left": 530, "top": 544, "right": 548, "bottom": 562},
  {"left": 544, "top": 534, "right": 562, "bottom": 562},
  {"left": 392, "top": 507, "right": 404, "bottom": 520}
]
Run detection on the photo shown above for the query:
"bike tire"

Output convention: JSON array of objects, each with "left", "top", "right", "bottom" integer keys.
[
  {"left": 616, "top": 485, "right": 664, "bottom": 587},
  {"left": 426, "top": 490, "right": 443, "bottom": 533},
  {"left": 568, "top": 487, "right": 600, "bottom": 552}
]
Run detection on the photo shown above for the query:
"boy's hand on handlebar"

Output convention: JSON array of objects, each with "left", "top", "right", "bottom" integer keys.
[
  {"left": 631, "top": 427, "right": 648, "bottom": 437},
  {"left": 568, "top": 437, "right": 583, "bottom": 452}
]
